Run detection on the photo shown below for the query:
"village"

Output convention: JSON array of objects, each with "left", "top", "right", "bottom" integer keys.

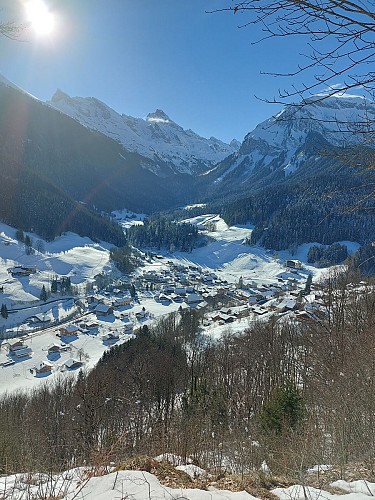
[
  {"left": 0, "top": 250, "right": 336, "bottom": 393},
  {"left": 0, "top": 213, "right": 364, "bottom": 394}
]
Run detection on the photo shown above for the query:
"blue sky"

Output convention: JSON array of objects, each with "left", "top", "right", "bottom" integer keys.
[{"left": 1, "top": 0, "right": 338, "bottom": 142}]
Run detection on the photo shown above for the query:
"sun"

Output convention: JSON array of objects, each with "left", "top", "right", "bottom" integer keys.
[{"left": 25, "top": 0, "right": 55, "bottom": 36}]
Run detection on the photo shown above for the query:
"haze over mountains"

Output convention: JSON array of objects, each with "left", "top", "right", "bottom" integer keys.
[{"left": 0, "top": 73, "right": 374, "bottom": 249}]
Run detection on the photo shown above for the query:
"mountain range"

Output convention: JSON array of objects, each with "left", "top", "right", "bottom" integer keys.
[
  {"left": 48, "top": 89, "right": 240, "bottom": 176},
  {"left": 0, "top": 72, "right": 374, "bottom": 249}
]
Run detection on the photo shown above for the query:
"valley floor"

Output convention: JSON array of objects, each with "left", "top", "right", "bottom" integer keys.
[{"left": 0, "top": 215, "right": 361, "bottom": 395}]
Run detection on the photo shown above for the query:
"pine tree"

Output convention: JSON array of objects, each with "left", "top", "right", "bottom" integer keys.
[
  {"left": 24, "top": 235, "right": 34, "bottom": 255},
  {"left": 15, "top": 228, "right": 24, "bottom": 242},
  {"left": 259, "top": 382, "right": 306, "bottom": 435},
  {"left": 40, "top": 285, "right": 47, "bottom": 302},
  {"left": 51, "top": 279, "right": 58, "bottom": 294},
  {"left": 0, "top": 304, "right": 8, "bottom": 319},
  {"left": 304, "top": 274, "right": 313, "bottom": 295}
]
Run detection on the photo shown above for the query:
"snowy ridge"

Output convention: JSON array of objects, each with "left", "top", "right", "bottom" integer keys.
[
  {"left": 0, "top": 73, "right": 40, "bottom": 101},
  {"left": 212, "top": 94, "right": 375, "bottom": 183},
  {"left": 48, "top": 90, "right": 239, "bottom": 176}
]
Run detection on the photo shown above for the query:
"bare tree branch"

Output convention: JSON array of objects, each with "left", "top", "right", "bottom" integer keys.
[{"left": 209, "top": 1, "right": 375, "bottom": 104}]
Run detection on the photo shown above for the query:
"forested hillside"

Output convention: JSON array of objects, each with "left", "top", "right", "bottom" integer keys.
[
  {"left": 0, "top": 85, "right": 197, "bottom": 243},
  {"left": 201, "top": 150, "right": 375, "bottom": 250},
  {"left": 1, "top": 276, "right": 374, "bottom": 475}
]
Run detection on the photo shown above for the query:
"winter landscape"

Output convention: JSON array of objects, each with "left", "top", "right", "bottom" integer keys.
[{"left": 1, "top": 1, "right": 375, "bottom": 499}]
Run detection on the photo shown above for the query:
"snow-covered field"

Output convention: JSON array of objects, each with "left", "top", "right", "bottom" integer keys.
[{"left": 0, "top": 216, "right": 360, "bottom": 395}]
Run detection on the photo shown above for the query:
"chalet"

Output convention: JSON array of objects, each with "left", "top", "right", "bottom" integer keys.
[
  {"left": 86, "top": 321, "right": 99, "bottom": 329},
  {"left": 1, "top": 359, "right": 15, "bottom": 367},
  {"left": 236, "top": 290, "right": 252, "bottom": 301},
  {"left": 13, "top": 347, "right": 33, "bottom": 358},
  {"left": 211, "top": 313, "right": 235, "bottom": 323},
  {"left": 252, "top": 306, "right": 268, "bottom": 315},
  {"left": 112, "top": 296, "right": 132, "bottom": 307},
  {"left": 10, "top": 266, "right": 37, "bottom": 277},
  {"left": 33, "top": 361, "right": 53, "bottom": 375},
  {"left": 64, "top": 358, "right": 82, "bottom": 370},
  {"left": 7, "top": 339, "right": 25, "bottom": 352},
  {"left": 94, "top": 304, "right": 114, "bottom": 316},
  {"left": 27, "top": 314, "right": 51, "bottom": 325},
  {"left": 185, "top": 293, "right": 203, "bottom": 304},
  {"left": 22, "top": 266, "right": 37, "bottom": 273},
  {"left": 47, "top": 343, "right": 62, "bottom": 353},
  {"left": 102, "top": 331, "right": 120, "bottom": 341},
  {"left": 87, "top": 295, "right": 99, "bottom": 304},
  {"left": 275, "top": 298, "right": 297, "bottom": 312},
  {"left": 59, "top": 324, "right": 80, "bottom": 336},
  {"left": 220, "top": 307, "right": 232, "bottom": 315},
  {"left": 286, "top": 259, "right": 302, "bottom": 269},
  {"left": 123, "top": 321, "right": 133, "bottom": 333}
]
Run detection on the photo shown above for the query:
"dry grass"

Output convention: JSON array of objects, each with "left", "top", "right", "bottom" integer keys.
[{"left": 114, "top": 456, "right": 294, "bottom": 497}]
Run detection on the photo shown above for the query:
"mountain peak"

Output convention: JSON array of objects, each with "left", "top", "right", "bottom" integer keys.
[
  {"left": 146, "top": 109, "right": 172, "bottom": 124},
  {"left": 51, "top": 88, "right": 71, "bottom": 103}
]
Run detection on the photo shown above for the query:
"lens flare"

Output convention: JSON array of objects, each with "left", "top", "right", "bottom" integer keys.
[{"left": 25, "top": 0, "right": 55, "bottom": 36}]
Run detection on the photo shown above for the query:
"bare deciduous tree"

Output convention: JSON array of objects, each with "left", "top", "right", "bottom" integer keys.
[
  {"left": 0, "top": 15, "right": 22, "bottom": 40},
  {"left": 212, "top": 1, "right": 375, "bottom": 103}
]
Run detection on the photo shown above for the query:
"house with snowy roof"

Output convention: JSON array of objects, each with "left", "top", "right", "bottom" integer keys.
[
  {"left": 94, "top": 304, "right": 114, "bottom": 317},
  {"left": 59, "top": 324, "right": 80, "bottom": 336},
  {"left": 33, "top": 361, "right": 53, "bottom": 375}
]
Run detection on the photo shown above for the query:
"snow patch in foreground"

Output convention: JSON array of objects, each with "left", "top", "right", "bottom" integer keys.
[{"left": 2, "top": 467, "right": 375, "bottom": 500}]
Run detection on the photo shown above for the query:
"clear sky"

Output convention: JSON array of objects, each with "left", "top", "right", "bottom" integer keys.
[{"left": 0, "top": 0, "right": 339, "bottom": 143}]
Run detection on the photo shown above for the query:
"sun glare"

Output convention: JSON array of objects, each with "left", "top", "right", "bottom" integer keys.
[{"left": 25, "top": 0, "right": 55, "bottom": 36}]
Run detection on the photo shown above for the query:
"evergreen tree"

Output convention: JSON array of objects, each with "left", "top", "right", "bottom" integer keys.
[
  {"left": 51, "top": 279, "right": 58, "bottom": 294},
  {"left": 15, "top": 228, "right": 24, "bottom": 242},
  {"left": 304, "top": 274, "right": 313, "bottom": 295},
  {"left": 40, "top": 285, "right": 47, "bottom": 302},
  {"left": 259, "top": 382, "right": 306, "bottom": 435},
  {"left": 24, "top": 235, "right": 34, "bottom": 255},
  {"left": 0, "top": 303, "right": 8, "bottom": 319}
]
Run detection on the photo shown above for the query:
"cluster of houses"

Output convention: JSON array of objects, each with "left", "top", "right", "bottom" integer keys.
[
  {"left": 132, "top": 258, "right": 329, "bottom": 324},
  {"left": 2, "top": 333, "right": 83, "bottom": 376}
]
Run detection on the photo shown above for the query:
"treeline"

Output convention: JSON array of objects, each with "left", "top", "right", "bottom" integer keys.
[
  {"left": 1, "top": 275, "right": 375, "bottom": 476},
  {"left": 126, "top": 216, "right": 201, "bottom": 252},
  {"left": 307, "top": 243, "right": 348, "bottom": 266}
]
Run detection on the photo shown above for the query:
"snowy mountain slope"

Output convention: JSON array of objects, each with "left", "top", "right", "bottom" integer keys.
[
  {"left": 48, "top": 90, "right": 239, "bottom": 176},
  {"left": 208, "top": 94, "right": 375, "bottom": 188}
]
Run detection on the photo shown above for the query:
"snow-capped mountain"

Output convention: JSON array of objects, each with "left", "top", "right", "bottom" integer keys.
[
  {"left": 209, "top": 94, "right": 375, "bottom": 187},
  {"left": 48, "top": 90, "right": 239, "bottom": 176}
]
